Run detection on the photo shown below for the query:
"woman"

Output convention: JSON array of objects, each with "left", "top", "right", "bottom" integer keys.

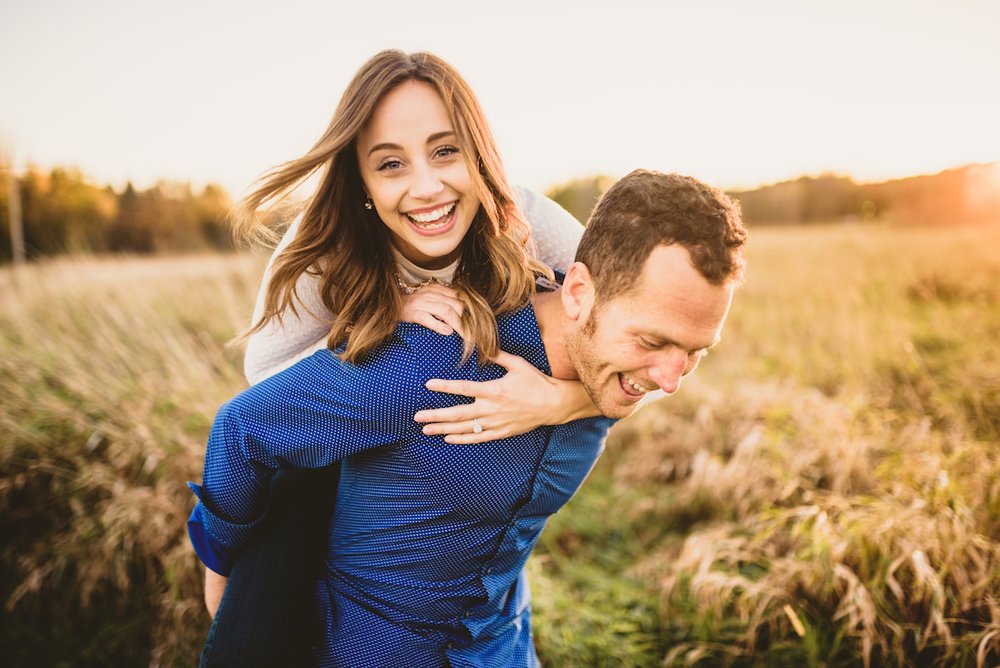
[{"left": 193, "top": 50, "right": 598, "bottom": 665}]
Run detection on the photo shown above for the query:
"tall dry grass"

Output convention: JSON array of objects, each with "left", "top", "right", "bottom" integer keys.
[
  {"left": 0, "top": 254, "right": 261, "bottom": 665},
  {"left": 530, "top": 222, "right": 1000, "bottom": 666},
  {"left": 1, "top": 222, "right": 998, "bottom": 666}
]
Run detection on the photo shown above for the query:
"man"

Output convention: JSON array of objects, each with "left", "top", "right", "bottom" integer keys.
[{"left": 188, "top": 170, "right": 746, "bottom": 666}]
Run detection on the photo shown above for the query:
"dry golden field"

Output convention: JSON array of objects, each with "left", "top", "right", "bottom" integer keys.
[{"left": 1, "top": 222, "right": 998, "bottom": 666}]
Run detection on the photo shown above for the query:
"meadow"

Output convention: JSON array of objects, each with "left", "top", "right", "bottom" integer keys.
[{"left": 1, "top": 222, "right": 998, "bottom": 666}]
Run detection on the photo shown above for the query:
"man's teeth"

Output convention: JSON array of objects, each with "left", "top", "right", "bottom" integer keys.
[
  {"left": 624, "top": 374, "right": 650, "bottom": 394},
  {"left": 406, "top": 202, "right": 455, "bottom": 226}
]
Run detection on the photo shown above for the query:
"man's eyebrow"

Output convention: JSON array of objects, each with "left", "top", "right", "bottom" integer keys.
[{"left": 367, "top": 131, "right": 456, "bottom": 157}]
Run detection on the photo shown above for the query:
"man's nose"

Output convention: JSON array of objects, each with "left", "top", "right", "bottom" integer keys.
[{"left": 647, "top": 348, "right": 689, "bottom": 394}]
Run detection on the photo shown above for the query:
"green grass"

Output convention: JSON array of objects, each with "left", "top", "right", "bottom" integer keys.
[{"left": 2, "top": 222, "right": 999, "bottom": 666}]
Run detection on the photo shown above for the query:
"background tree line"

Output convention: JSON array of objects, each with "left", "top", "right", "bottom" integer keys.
[
  {"left": 0, "top": 167, "right": 234, "bottom": 261},
  {"left": 3, "top": 163, "right": 997, "bottom": 264},
  {"left": 547, "top": 163, "right": 1000, "bottom": 227}
]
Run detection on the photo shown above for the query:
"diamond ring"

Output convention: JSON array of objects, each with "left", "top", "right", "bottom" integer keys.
[{"left": 472, "top": 418, "right": 483, "bottom": 434}]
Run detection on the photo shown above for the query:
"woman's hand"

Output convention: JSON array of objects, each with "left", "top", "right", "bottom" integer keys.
[
  {"left": 204, "top": 567, "right": 227, "bottom": 618},
  {"left": 399, "top": 282, "right": 465, "bottom": 337},
  {"left": 414, "top": 351, "right": 601, "bottom": 443}
]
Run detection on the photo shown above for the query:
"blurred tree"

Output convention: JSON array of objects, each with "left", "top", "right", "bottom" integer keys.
[
  {"left": 0, "top": 171, "right": 8, "bottom": 261},
  {"left": 110, "top": 182, "right": 155, "bottom": 253},
  {"left": 730, "top": 174, "right": 865, "bottom": 225},
  {"left": 864, "top": 164, "right": 1000, "bottom": 225},
  {"left": 1, "top": 156, "right": 26, "bottom": 265},
  {"left": 196, "top": 184, "right": 234, "bottom": 249},
  {"left": 0, "top": 169, "right": 237, "bottom": 262},
  {"left": 545, "top": 175, "right": 616, "bottom": 224},
  {"left": 729, "top": 164, "right": 1000, "bottom": 226},
  {"left": 47, "top": 168, "right": 115, "bottom": 253}
]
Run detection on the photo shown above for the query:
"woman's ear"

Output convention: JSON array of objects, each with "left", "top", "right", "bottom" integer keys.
[{"left": 561, "top": 262, "right": 595, "bottom": 323}]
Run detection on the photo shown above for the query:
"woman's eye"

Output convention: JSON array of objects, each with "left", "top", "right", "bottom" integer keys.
[
  {"left": 376, "top": 159, "right": 403, "bottom": 172},
  {"left": 434, "top": 146, "right": 459, "bottom": 159}
]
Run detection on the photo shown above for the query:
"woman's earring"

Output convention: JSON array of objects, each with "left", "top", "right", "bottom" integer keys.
[{"left": 364, "top": 196, "right": 374, "bottom": 211}]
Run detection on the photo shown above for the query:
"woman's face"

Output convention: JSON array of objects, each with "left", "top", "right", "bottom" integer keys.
[{"left": 356, "top": 80, "right": 481, "bottom": 270}]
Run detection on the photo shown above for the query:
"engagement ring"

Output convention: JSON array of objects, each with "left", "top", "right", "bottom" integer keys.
[{"left": 472, "top": 418, "right": 483, "bottom": 434}]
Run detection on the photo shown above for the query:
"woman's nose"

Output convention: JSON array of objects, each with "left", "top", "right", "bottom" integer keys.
[{"left": 409, "top": 163, "right": 445, "bottom": 200}]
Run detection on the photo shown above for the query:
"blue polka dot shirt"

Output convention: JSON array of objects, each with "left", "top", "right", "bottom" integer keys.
[{"left": 188, "top": 298, "right": 615, "bottom": 666}]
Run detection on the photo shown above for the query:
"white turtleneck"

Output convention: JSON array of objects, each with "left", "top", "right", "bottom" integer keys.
[{"left": 392, "top": 248, "right": 460, "bottom": 288}]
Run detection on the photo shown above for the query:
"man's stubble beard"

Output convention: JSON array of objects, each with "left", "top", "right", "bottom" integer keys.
[{"left": 565, "top": 307, "right": 635, "bottom": 420}]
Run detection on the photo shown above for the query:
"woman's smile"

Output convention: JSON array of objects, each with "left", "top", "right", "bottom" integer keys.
[{"left": 403, "top": 201, "right": 458, "bottom": 233}]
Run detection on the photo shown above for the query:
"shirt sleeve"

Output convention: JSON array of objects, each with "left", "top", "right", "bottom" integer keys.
[
  {"left": 513, "top": 185, "right": 583, "bottom": 274},
  {"left": 243, "top": 212, "right": 334, "bottom": 385},
  {"left": 188, "top": 343, "right": 426, "bottom": 575}
]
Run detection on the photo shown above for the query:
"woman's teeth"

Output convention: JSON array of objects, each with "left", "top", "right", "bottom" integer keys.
[{"left": 406, "top": 202, "right": 455, "bottom": 227}]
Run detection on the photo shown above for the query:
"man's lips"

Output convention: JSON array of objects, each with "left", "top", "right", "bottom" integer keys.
[{"left": 618, "top": 372, "right": 652, "bottom": 399}]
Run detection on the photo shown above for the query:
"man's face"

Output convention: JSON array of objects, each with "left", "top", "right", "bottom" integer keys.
[{"left": 564, "top": 244, "right": 734, "bottom": 419}]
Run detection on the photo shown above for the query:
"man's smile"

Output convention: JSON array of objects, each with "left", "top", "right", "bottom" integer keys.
[{"left": 618, "top": 372, "right": 652, "bottom": 399}]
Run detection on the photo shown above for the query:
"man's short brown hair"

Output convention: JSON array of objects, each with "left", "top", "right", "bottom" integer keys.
[{"left": 576, "top": 170, "right": 747, "bottom": 301}]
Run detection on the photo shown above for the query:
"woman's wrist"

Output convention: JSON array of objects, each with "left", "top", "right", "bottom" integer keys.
[{"left": 549, "top": 378, "right": 601, "bottom": 424}]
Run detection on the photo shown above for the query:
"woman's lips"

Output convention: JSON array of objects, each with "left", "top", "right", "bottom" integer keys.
[{"left": 404, "top": 201, "right": 457, "bottom": 235}]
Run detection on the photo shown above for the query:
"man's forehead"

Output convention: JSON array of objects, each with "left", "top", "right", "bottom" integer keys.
[{"left": 603, "top": 247, "right": 733, "bottom": 338}]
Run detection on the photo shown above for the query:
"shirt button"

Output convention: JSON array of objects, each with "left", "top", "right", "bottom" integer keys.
[
  {"left": 484, "top": 566, "right": 493, "bottom": 575},
  {"left": 445, "top": 641, "right": 453, "bottom": 649},
  {"left": 464, "top": 610, "right": 472, "bottom": 618}
]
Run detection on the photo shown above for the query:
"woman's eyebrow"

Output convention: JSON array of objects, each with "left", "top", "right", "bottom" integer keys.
[
  {"left": 367, "top": 142, "right": 402, "bottom": 156},
  {"left": 367, "top": 131, "right": 456, "bottom": 157},
  {"left": 426, "top": 130, "right": 455, "bottom": 144}
]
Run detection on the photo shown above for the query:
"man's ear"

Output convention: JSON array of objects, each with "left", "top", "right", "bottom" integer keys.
[{"left": 561, "top": 262, "right": 595, "bottom": 323}]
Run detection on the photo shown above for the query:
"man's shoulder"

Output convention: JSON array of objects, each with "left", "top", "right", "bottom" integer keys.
[
  {"left": 385, "top": 323, "right": 467, "bottom": 375},
  {"left": 553, "top": 415, "right": 618, "bottom": 435}
]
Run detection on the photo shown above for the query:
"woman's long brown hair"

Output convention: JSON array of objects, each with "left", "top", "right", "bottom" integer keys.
[{"left": 234, "top": 50, "right": 549, "bottom": 364}]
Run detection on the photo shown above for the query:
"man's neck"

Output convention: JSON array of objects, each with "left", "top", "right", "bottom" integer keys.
[{"left": 531, "top": 289, "right": 577, "bottom": 381}]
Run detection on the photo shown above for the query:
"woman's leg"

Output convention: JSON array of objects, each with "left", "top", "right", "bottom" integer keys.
[{"left": 199, "top": 464, "right": 340, "bottom": 667}]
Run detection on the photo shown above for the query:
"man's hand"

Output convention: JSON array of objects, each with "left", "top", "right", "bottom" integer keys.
[{"left": 204, "top": 566, "right": 228, "bottom": 618}]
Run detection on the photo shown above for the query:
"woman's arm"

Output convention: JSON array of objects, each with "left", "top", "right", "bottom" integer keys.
[
  {"left": 204, "top": 567, "right": 227, "bottom": 617},
  {"left": 513, "top": 185, "right": 583, "bottom": 274},
  {"left": 243, "top": 214, "right": 333, "bottom": 385},
  {"left": 189, "top": 350, "right": 425, "bottom": 576},
  {"left": 415, "top": 351, "right": 601, "bottom": 444}
]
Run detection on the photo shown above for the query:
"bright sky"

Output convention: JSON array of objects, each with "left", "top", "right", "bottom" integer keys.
[{"left": 1, "top": 0, "right": 997, "bottom": 197}]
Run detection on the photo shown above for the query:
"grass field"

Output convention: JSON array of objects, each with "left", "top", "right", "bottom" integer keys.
[{"left": 1, "top": 222, "right": 998, "bottom": 666}]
